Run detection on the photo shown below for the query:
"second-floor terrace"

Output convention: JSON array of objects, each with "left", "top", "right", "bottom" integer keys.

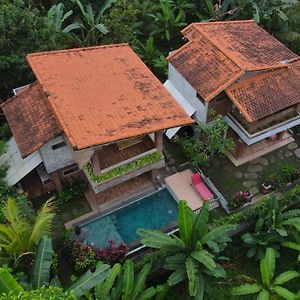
[{"left": 85, "top": 133, "right": 166, "bottom": 193}]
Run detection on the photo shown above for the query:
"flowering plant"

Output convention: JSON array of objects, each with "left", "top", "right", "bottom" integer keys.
[
  {"left": 71, "top": 241, "right": 96, "bottom": 273},
  {"left": 96, "top": 240, "right": 128, "bottom": 265},
  {"left": 228, "top": 191, "right": 251, "bottom": 210}
]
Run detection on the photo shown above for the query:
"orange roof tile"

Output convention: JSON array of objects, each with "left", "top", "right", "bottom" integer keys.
[
  {"left": 2, "top": 82, "right": 61, "bottom": 157},
  {"left": 226, "top": 60, "right": 300, "bottom": 122},
  {"left": 168, "top": 35, "right": 244, "bottom": 101},
  {"left": 27, "top": 44, "right": 193, "bottom": 150},
  {"left": 182, "top": 20, "right": 298, "bottom": 71},
  {"left": 168, "top": 20, "right": 299, "bottom": 102}
]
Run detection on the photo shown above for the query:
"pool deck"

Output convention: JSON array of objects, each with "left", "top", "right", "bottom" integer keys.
[{"left": 165, "top": 169, "right": 205, "bottom": 211}]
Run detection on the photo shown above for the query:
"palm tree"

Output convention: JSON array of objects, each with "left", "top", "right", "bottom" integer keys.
[
  {"left": 71, "top": 0, "right": 115, "bottom": 46},
  {"left": 0, "top": 197, "right": 55, "bottom": 262},
  {"left": 232, "top": 247, "right": 300, "bottom": 299},
  {"left": 138, "top": 200, "right": 236, "bottom": 299}
]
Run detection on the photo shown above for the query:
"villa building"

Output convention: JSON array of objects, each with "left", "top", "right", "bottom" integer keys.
[
  {"left": 165, "top": 20, "right": 300, "bottom": 166},
  {"left": 1, "top": 44, "right": 193, "bottom": 200}
]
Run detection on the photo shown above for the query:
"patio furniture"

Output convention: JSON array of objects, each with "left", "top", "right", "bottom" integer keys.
[{"left": 191, "top": 173, "right": 213, "bottom": 201}]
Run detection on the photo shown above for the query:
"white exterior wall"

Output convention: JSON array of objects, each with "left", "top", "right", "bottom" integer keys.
[
  {"left": 168, "top": 63, "right": 208, "bottom": 124},
  {"left": 39, "top": 135, "right": 75, "bottom": 174}
]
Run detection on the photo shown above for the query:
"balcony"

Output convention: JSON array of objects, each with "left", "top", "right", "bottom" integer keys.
[
  {"left": 84, "top": 135, "right": 165, "bottom": 193},
  {"left": 224, "top": 111, "right": 300, "bottom": 145}
]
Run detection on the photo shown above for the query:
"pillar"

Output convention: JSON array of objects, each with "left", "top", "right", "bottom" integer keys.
[
  {"left": 155, "top": 131, "right": 164, "bottom": 152},
  {"left": 276, "top": 131, "right": 285, "bottom": 141},
  {"left": 235, "top": 139, "right": 245, "bottom": 158},
  {"left": 50, "top": 171, "right": 62, "bottom": 191},
  {"left": 91, "top": 151, "right": 101, "bottom": 175},
  {"left": 151, "top": 169, "right": 159, "bottom": 182}
]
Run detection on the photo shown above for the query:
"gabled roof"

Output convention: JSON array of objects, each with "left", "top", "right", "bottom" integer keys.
[
  {"left": 26, "top": 44, "right": 193, "bottom": 150},
  {"left": 2, "top": 82, "right": 61, "bottom": 158},
  {"left": 168, "top": 20, "right": 299, "bottom": 102},
  {"left": 226, "top": 60, "right": 300, "bottom": 122}
]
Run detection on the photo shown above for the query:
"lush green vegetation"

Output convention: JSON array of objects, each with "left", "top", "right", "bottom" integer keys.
[
  {"left": 176, "top": 112, "right": 234, "bottom": 166},
  {"left": 0, "top": 0, "right": 299, "bottom": 99},
  {"left": 86, "top": 151, "right": 162, "bottom": 184}
]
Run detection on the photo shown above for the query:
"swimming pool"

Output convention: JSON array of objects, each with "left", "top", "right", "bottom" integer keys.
[{"left": 80, "top": 188, "right": 178, "bottom": 248}]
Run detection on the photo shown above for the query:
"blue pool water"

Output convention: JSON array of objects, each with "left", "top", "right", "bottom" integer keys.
[{"left": 81, "top": 188, "right": 178, "bottom": 248}]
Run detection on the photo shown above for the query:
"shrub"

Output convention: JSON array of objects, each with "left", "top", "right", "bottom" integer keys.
[
  {"left": 58, "top": 178, "right": 86, "bottom": 203},
  {"left": 228, "top": 191, "right": 251, "bottom": 210},
  {"left": 70, "top": 241, "right": 97, "bottom": 273},
  {"left": 0, "top": 287, "right": 75, "bottom": 300},
  {"left": 0, "top": 123, "right": 12, "bottom": 141},
  {"left": 96, "top": 240, "right": 128, "bottom": 265},
  {"left": 264, "top": 163, "right": 298, "bottom": 189}
]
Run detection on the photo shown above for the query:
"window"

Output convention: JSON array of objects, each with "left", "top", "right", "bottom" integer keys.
[
  {"left": 63, "top": 165, "right": 79, "bottom": 177},
  {"left": 52, "top": 141, "right": 66, "bottom": 150}
]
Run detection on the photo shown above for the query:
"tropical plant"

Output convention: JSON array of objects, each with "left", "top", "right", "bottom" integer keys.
[
  {"left": 0, "top": 286, "right": 76, "bottom": 300},
  {"left": 148, "top": 0, "right": 187, "bottom": 47},
  {"left": 242, "top": 198, "right": 300, "bottom": 259},
  {"left": 102, "top": 0, "right": 138, "bottom": 44},
  {"left": 135, "top": 36, "right": 168, "bottom": 77},
  {"left": 94, "top": 260, "right": 167, "bottom": 300},
  {"left": 47, "top": 3, "right": 80, "bottom": 34},
  {"left": 282, "top": 230, "right": 300, "bottom": 262},
  {"left": 138, "top": 200, "right": 236, "bottom": 299},
  {"left": 176, "top": 112, "right": 234, "bottom": 166},
  {"left": 195, "top": 0, "right": 238, "bottom": 21},
  {"left": 71, "top": 0, "right": 115, "bottom": 46},
  {"left": 232, "top": 247, "right": 300, "bottom": 299},
  {"left": 0, "top": 197, "right": 55, "bottom": 262}
]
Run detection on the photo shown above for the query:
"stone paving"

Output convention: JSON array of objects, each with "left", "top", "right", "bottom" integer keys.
[{"left": 228, "top": 140, "right": 300, "bottom": 197}]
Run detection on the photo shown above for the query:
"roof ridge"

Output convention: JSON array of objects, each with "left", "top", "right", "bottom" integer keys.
[
  {"left": 27, "top": 43, "right": 129, "bottom": 58},
  {"left": 192, "top": 20, "right": 255, "bottom": 26}
]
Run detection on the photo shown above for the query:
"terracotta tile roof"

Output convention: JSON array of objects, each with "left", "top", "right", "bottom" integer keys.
[
  {"left": 2, "top": 82, "right": 61, "bottom": 157},
  {"left": 168, "top": 20, "right": 299, "bottom": 101},
  {"left": 182, "top": 20, "right": 299, "bottom": 71},
  {"left": 27, "top": 44, "right": 193, "bottom": 150},
  {"left": 226, "top": 60, "right": 300, "bottom": 122},
  {"left": 168, "top": 35, "right": 244, "bottom": 101}
]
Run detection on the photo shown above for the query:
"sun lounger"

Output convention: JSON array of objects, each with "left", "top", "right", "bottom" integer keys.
[{"left": 191, "top": 173, "right": 213, "bottom": 201}]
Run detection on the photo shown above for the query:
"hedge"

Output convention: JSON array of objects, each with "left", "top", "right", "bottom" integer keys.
[{"left": 86, "top": 151, "right": 163, "bottom": 184}]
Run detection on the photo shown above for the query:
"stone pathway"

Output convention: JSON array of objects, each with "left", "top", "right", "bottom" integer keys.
[{"left": 236, "top": 141, "right": 300, "bottom": 197}]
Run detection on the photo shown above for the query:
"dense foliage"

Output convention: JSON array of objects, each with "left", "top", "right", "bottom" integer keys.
[
  {"left": 176, "top": 113, "right": 234, "bottom": 166},
  {"left": 0, "top": 0, "right": 299, "bottom": 99}
]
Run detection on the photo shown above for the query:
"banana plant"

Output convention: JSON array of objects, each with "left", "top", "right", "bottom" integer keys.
[
  {"left": 47, "top": 3, "right": 81, "bottom": 33},
  {"left": 282, "top": 230, "right": 300, "bottom": 262},
  {"left": 148, "top": 0, "right": 187, "bottom": 45},
  {"left": 71, "top": 0, "right": 115, "bottom": 46},
  {"left": 95, "top": 260, "right": 167, "bottom": 300},
  {"left": 232, "top": 247, "right": 300, "bottom": 299},
  {"left": 242, "top": 199, "right": 300, "bottom": 260},
  {"left": 138, "top": 200, "right": 236, "bottom": 299}
]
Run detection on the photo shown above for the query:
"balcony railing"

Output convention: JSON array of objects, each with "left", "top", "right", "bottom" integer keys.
[
  {"left": 85, "top": 150, "right": 165, "bottom": 193},
  {"left": 224, "top": 113, "right": 300, "bottom": 145}
]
